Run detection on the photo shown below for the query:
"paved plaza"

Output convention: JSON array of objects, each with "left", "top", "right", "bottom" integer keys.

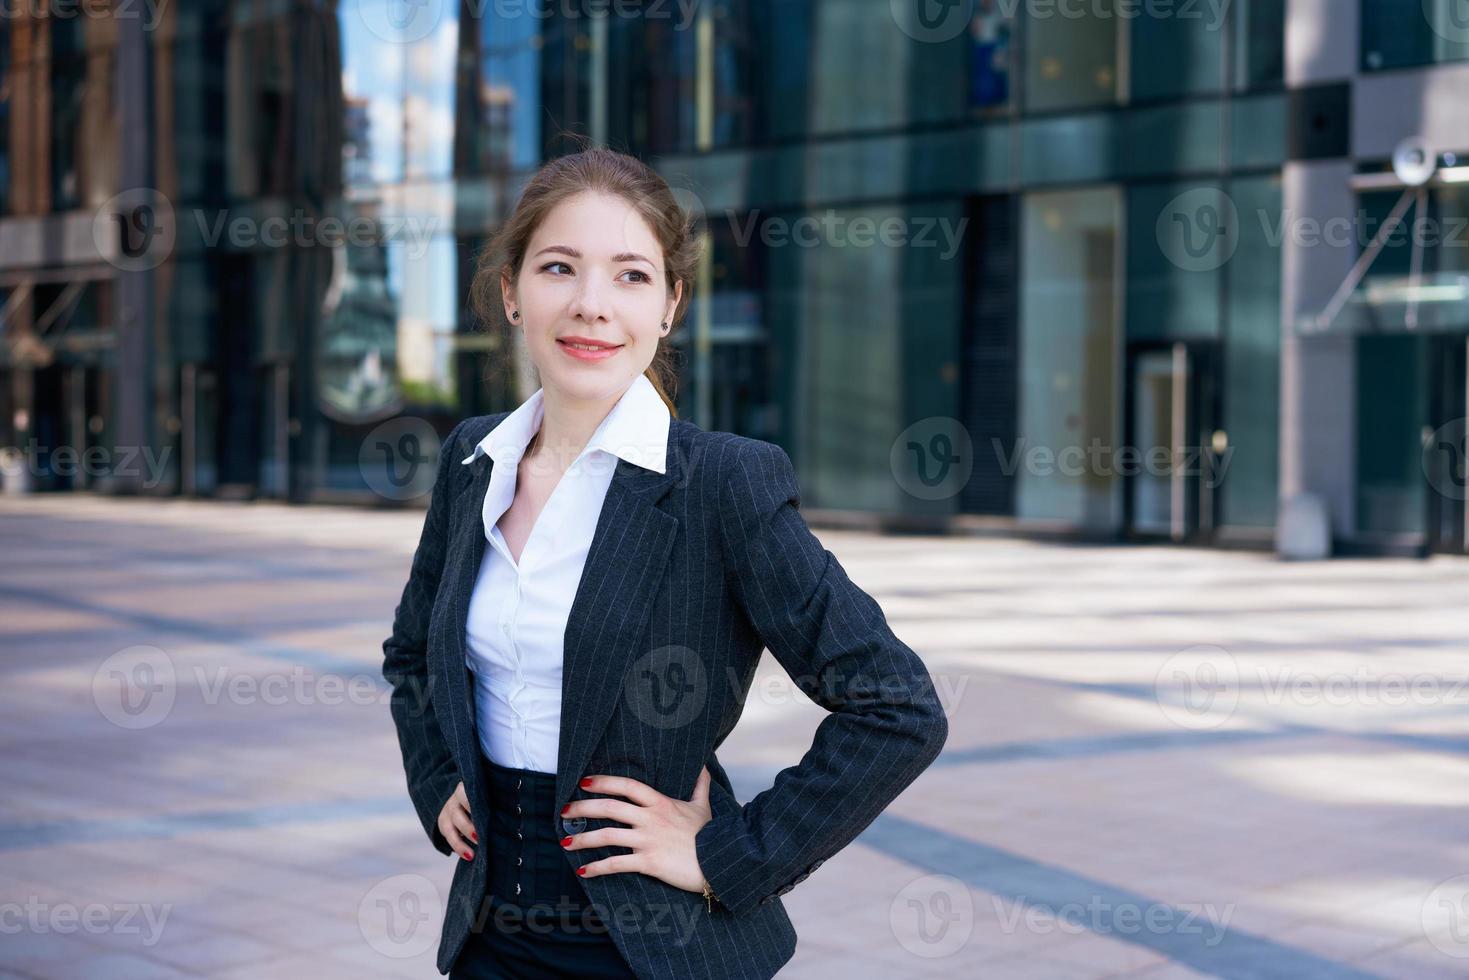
[{"left": 0, "top": 494, "right": 1466, "bottom": 979}]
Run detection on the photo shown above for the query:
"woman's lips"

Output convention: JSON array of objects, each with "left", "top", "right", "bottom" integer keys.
[{"left": 556, "top": 338, "right": 623, "bottom": 362}]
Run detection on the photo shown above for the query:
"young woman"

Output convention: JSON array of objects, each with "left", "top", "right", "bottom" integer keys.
[{"left": 382, "top": 147, "right": 949, "bottom": 980}]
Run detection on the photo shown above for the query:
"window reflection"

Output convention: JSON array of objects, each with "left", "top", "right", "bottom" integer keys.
[
  {"left": 969, "top": 0, "right": 1013, "bottom": 110},
  {"left": 1024, "top": 4, "right": 1118, "bottom": 112},
  {"left": 1017, "top": 188, "right": 1121, "bottom": 527}
]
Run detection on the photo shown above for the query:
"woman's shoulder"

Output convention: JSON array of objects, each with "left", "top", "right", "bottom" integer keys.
[
  {"left": 672, "top": 420, "right": 796, "bottom": 497},
  {"left": 443, "top": 412, "right": 512, "bottom": 457}
]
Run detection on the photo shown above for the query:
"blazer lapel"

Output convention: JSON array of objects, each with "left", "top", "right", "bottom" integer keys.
[
  {"left": 555, "top": 451, "right": 682, "bottom": 811},
  {"left": 442, "top": 452, "right": 496, "bottom": 785}
]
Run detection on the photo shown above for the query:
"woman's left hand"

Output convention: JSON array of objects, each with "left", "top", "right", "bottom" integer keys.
[{"left": 562, "top": 765, "right": 714, "bottom": 894}]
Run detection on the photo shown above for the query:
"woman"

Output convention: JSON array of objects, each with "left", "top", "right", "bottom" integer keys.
[{"left": 382, "top": 146, "right": 949, "bottom": 980}]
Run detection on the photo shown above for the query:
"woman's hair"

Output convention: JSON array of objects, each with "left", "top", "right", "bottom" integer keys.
[{"left": 469, "top": 140, "right": 702, "bottom": 418}]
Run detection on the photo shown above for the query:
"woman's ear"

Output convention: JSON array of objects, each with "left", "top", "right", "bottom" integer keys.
[
  {"left": 501, "top": 269, "right": 517, "bottom": 324},
  {"left": 665, "top": 279, "right": 683, "bottom": 330}
]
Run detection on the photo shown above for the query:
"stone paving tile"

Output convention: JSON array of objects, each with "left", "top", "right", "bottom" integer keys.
[{"left": 3, "top": 496, "right": 1467, "bottom": 977}]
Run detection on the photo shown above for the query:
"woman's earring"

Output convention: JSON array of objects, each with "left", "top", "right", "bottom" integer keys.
[
  {"left": 511, "top": 310, "right": 520, "bottom": 321},
  {"left": 660, "top": 321, "right": 669, "bottom": 333}
]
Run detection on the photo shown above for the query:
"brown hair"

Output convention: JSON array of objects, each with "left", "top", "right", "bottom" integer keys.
[{"left": 469, "top": 140, "right": 702, "bottom": 418}]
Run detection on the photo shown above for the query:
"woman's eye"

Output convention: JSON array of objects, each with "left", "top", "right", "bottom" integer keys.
[
  {"left": 542, "top": 261, "right": 571, "bottom": 275},
  {"left": 622, "top": 270, "right": 652, "bottom": 284}
]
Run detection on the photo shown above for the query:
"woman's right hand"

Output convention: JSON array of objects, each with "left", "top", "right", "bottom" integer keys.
[{"left": 438, "top": 781, "right": 477, "bottom": 861}]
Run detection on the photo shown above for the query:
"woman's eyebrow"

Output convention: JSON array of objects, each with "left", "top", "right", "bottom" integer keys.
[{"left": 533, "top": 245, "right": 655, "bottom": 267}]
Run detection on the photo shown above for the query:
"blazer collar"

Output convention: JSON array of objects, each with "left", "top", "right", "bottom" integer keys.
[{"left": 459, "top": 373, "right": 670, "bottom": 475}]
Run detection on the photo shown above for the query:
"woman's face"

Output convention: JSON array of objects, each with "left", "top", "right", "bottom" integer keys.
[{"left": 503, "top": 190, "right": 682, "bottom": 403}]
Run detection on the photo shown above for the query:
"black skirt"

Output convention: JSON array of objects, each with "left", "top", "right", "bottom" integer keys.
[{"left": 450, "top": 757, "right": 638, "bottom": 980}]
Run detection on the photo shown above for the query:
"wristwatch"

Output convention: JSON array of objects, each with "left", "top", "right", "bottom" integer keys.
[{"left": 701, "top": 877, "right": 720, "bottom": 912}]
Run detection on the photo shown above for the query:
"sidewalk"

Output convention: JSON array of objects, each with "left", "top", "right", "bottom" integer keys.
[{"left": 1, "top": 494, "right": 1465, "bottom": 978}]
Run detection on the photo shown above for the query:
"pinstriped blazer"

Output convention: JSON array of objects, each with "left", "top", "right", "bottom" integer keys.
[{"left": 382, "top": 410, "right": 949, "bottom": 978}]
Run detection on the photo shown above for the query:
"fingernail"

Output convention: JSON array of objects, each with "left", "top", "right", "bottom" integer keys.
[
  {"left": 470, "top": 832, "right": 477, "bottom": 842},
  {"left": 561, "top": 804, "right": 571, "bottom": 815},
  {"left": 579, "top": 777, "right": 593, "bottom": 788},
  {"left": 560, "top": 836, "right": 572, "bottom": 847},
  {"left": 576, "top": 866, "right": 586, "bottom": 876},
  {"left": 462, "top": 851, "right": 472, "bottom": 861}
]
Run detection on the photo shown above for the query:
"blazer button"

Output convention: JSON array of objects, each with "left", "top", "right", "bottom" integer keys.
[{"left": 562, "top": 815, "right": 586, "bottom": 836}]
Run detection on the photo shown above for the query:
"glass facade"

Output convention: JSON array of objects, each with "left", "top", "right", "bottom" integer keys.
[{"left": 0, "top": 0, "right": 1461, "bottom": 554}]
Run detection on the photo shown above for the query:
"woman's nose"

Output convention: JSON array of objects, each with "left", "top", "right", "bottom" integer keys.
[{"left": 568, "top": 275, "right": 611, "bottom": 322}]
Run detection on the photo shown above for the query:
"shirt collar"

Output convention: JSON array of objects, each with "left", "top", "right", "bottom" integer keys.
[{"left": 460, "top": 372, "right": 670, "bottom": 474}]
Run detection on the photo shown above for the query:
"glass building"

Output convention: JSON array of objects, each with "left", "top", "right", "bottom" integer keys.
[{"left": 0, "top": 1, "right": 1464, "bottom": 558}]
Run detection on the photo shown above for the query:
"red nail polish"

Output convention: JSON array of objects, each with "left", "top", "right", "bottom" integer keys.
[
  {"left": 561, "top": 804, "right": 571, "bottom": 815},
  {"left": 576, "top": 866, "right": 586, "bottom": 876},
  {"left": 580, "top": 777, "right": 593, "bottom": 788},
  {"left": 470, "top": 832, "right": 477, "bottom": 842},
  {"left": 560, "top": 836, "right": 573, "bottom": 847},
  {"left": 462, "top": 851, "right": 472, "bottom": 861}
]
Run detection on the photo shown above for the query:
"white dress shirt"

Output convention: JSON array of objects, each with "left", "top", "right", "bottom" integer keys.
[{"left": 457, "top": 373, "right": 671, "bottom": 774}]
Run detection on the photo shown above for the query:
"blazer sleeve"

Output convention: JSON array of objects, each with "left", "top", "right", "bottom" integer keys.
[
  {"left": 694, "top": 439, "right": 949, "bottom": 914},
  {"left": 381, "top": 417, "right": 469, "bottom": 858}
]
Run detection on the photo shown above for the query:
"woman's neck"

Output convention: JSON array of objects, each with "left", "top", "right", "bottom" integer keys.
[{"left": 527, "top": 384, "right": 622, "bottom": 473}]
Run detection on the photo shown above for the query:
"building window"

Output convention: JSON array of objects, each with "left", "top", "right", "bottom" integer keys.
[{"left": 1363, "top": 0, "right": 1469, "bottom": 71}]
